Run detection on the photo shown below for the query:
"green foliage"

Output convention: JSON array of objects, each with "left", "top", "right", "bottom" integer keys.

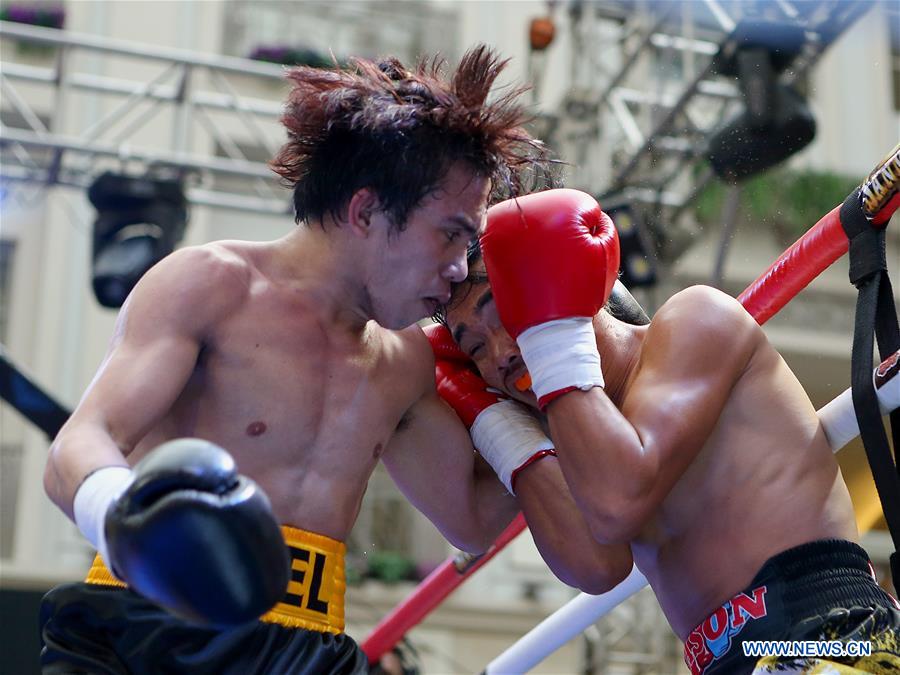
[
  {"left": 345, "top": 560, "right": 365, "bottom": 587},
  {"left": 367, "top": 551, "right": 416, "bottom": 584},
  {"left": 694, "top": 167, "right": 859, "bottom": 241}
]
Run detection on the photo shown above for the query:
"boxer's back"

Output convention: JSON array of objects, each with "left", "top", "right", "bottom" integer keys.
[
  {"left": 627, "top": 289, "right": 858, "bottom": 638},
  {"left": 129, "top": 239, "right": 427, "bottom": 541}
]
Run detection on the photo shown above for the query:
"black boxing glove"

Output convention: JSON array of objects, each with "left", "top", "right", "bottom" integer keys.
[{"left": 82, "top": 438, "right": 289, "bottom": 627}]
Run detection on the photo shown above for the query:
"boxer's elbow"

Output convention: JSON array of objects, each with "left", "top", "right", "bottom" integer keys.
[
  {"left": 582, "top": 564, "right": 632, "bottom": 596},
  {"left": 439, "top": 515, "right": 495, "bottom": 554},
  {"left": 452, "top": 511, "right": 517, "bottom": 555},
  {"left": 582, "top": 489, "right": 653, "bottom": 545},
  {"left": 556, "top": 554, "right": 632, "bottom": 595},
  {"left": 446, "top": 530, "right": 491, "bottom": 556},
  {"left": 44, "top": 436, "right": 71, "bottom": 516}
]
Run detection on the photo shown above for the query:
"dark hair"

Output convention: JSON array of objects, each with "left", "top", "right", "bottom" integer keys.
[{"left": 270, "top": 45, "right": 547, "bottom": 229}]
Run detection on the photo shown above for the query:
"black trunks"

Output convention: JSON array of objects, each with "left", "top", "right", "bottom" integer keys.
[{"left": 683, "top": 539, "right": 900, "bottom": 675}]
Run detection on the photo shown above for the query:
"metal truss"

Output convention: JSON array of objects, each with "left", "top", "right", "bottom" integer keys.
[
  {"left": 0, "top": 0, "right": 458, "bottom": 218},
  {"left": 0, "top": 20, "right": 291, "bottom": 215},
  {"left": 1, "top": 0, "right": 870, "bottom": 226},
  {"left": 544, "top": 0, "right": 872, "bottom": 262}
]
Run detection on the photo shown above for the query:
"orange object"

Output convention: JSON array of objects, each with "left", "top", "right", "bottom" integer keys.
[
  {"left": 515, "top": 372, "right": 532, "bottom": 391},
  {"left": 529, "top": 17, "right": 555, "bottom": 51}
]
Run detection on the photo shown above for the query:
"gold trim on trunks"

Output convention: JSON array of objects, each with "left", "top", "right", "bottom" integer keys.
[{"left": 85, "top": 525, "right": 346, "bottom": 634}]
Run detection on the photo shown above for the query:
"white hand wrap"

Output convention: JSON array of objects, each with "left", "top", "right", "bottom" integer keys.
[
  {"left": 817, "top": 356, "right": 900, "bottom": 451},
  {"left": 516, "top": 317, "right": 604, "bottom": 404},
  {"left": 73, "top": 466, "right": 132, "bottom": 566},
  {"left": 470, "top": 399, "right": 555, "bottom": 494}
]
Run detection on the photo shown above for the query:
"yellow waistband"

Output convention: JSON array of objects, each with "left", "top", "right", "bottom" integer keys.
[{"left": 85, "top": 525, "right": 346, "bottom": 634}]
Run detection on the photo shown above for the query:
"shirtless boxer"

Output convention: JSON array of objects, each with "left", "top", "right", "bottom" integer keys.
[
  {"left": 439, "top": 189, "right": 900, "bottom": 674},
  {"left": 39, "top": 47, "right": 547, "bottom": 675}
]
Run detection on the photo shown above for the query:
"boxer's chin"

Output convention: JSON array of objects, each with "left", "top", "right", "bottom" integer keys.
[{"left": 373, "top": 299, "right": 423, "bottom": 330}]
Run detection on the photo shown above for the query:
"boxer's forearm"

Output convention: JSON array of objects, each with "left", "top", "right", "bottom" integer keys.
[
  {"left": 45, "top": 421, "right": 131, "bottom": 520},
  {"left": 515, "top": 457, "right": 633, "bottom": 594},
  {"left": 547, "top": 389, "right": 657, "bottom": 544},
  {"left": 468, "top": 457, "right": 522, "bottom": 552}
]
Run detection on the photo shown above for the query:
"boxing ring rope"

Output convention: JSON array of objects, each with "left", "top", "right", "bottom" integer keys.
[
  {"left": 361, "top": 513, "right": 526, "bottom": 662},
  {"left": 362, "top": 145, "right": 900, "bottom": 670}
]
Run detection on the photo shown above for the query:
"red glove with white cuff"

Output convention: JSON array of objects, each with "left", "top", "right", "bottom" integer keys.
[
  {"left": 424, "top": 323, "right": 555, "bottom": 494},
  {"left": 480, "top": 189, "right": 620, "bottom": 409}
]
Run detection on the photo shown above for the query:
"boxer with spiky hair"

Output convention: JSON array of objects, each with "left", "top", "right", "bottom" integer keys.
[{"left": 40, "top": 46, "right": 549, "bottom": 675}]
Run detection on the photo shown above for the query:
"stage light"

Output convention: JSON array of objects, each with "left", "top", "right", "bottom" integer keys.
[
  {"left": 88, "top": 172, "right": 188, "bottom": 308},
  {"left": 707, "top": 20, "right": 815, "bottom": 181}
]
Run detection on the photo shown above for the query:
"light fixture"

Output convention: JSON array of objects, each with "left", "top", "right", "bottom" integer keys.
[
  {"left": 88, "top": 171, "right": 188, "bottom": 308},
  {"left": 707, "top": 20, "right": 815, "bottom": 181}
]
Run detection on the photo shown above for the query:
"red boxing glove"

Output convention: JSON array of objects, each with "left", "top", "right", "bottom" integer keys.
[
  {"left": 480, "top": 190, "right": 620, "bottom": 408},
  {"left": 423, "top": 323, "right": 502, "bottom": 427},
  {"left": 424, "top": 321, "right": 469, "bottom": 364},
  {"left": 480, "top": 189, "right": 620, "bottom": 339},
  {"left": 423, "top": 323, "right": 555, "bottom": 493}
]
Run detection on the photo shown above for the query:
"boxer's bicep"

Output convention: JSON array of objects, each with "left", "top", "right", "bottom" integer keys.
[
  {"left": 619, "top": 289, "right": 761, "bottom": 517},
  {"left": 548, "top": 287, "right": 759, "bottom": 542},
  {"left": 74, "top": 333, "right": 199, "bottom": 453}
]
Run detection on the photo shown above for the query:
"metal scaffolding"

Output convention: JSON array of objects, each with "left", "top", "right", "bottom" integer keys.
[
  {"left": 542, "top": 0, "right": 871, "bottom": 263},
  {"left": 0, "top": 0, "right": 871, "bottom": 223},
  {"left": 0, "top": 1, "right": 459, "bottom": 217},
  {"left": 1, "top": 19, "right": 290, "bottom": 215}
]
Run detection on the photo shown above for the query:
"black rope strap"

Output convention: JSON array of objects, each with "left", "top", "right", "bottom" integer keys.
[{"left": 840, "top": 185, "right": 900, "bottom": 588}]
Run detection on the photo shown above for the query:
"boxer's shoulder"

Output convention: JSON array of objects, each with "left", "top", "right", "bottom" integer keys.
[
  {"left": 640, "top": 286, "right": 762, "bottom": 373},
  {"left": 120, "top": 244, "right": 251, "bottom": 338},
  {"left": 385, "top": 324, "right": 437, "bottom": 388},
  {"left": 657, "top": 285, "right": 740, "bottom": 317},
  {"left": 367, "top": 325, "right": 441, "bottom": 409},
  {"left": 142, "top": 243, "right": 251, "bottom": 302},
  {"left": 652, "top": 286, "right": 757, "bottom": 337},
  {"left": 354, "top": 325, "right": 437, "bottom": 431}
]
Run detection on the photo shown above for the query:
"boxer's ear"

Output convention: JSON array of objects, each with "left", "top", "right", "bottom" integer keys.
[{"left": 347, "top": 188, "right": 380, "bottom": 239}]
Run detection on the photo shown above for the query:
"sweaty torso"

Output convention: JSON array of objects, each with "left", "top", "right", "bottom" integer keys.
[
  {"left": 128, "top": 241, "right": 424, "bottom": 542},
  {"left": 624, "top": 310, "right": 858, "bottom": 639}
]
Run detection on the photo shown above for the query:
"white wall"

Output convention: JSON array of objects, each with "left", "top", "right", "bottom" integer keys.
[{"left": 804, "top": 5, "right": 899, "bottom": 177}]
